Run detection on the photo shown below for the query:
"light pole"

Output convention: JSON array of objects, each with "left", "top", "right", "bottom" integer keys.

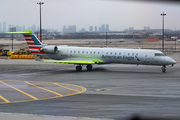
[
  {"left": 37, "top": 1, "right": 44, "bottom": 42},
  {"left": 106, "top": 32, "right": 108, "bottom": 48},
  {"left": 161, "top": 12, "right": 166, "bottom": 52}
]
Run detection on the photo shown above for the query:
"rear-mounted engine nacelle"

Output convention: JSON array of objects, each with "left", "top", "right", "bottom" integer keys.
[{"left": 40, "top": 46, "right": 58, "bottom": 54}]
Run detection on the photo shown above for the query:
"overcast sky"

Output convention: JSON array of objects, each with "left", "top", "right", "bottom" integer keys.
[{"left": 0, "top": 0, "right": 180, "bottom": 31}]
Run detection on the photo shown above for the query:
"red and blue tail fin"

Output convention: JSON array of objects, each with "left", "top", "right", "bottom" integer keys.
[
  {"left": 5, "top": 30, "right": 45, "bottom": 55},
  {"left": 23, "top": 34, "right": 45, "bottom": 54}
]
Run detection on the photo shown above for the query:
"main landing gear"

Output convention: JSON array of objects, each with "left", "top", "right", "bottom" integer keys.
[
  {"left": 76, "top": 65, "right": 82, "bottom": 71},
  {"left": 75, "top": 64, "right": 93, "bottom": 71},
  {"left": 86, "top": 64, "right": 92, "bottom": 71},
  {"left": 161, "top": 65, "right": 166, "bottom": 72}
]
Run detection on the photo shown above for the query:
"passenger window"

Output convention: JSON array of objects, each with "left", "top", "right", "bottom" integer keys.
[
  {"left": 119, "top": 53, "right": 121, "bottom": 55},
  {"left": 86, "top": 51, "right": 88, "bottom": 54},
  {"left": 106, "top": 52, "right": 108, "bottom": 54},
  {"left": 78, "top": 51, "right": 80, "bottom": 53},
  {"left": 98, "top": 52, "right": 100, "bottom": 54},
  {"left": 74, "top": 51, "right": 76, "bottom": 53},
  {"left": 136, "top": 53, "right": 138, "bottom": 56},
  {"left": 115, "top": 52, "right": 116, "bottom": 55},
  {"left": 111, "top": 52, "right": 112, "bottom": 55},
  {"left": 128, "top": 53, "right": 130, "bottom": 55},
  {"left": 82, "top": 51, "right": 84, "bottom": 53},
  {"left": 132, "top": 53, "right": 134, "bottom": 55},
  {"left": 70, "top": 51, "right": 72, "bottom": 53},
  {"left": 90, "top": 51, "right": 92, "bottom": 54},
  {"left": 94, "top": 51, "right": 96, "bottom": 54}
]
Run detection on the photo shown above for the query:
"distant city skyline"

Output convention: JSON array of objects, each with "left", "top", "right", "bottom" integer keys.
[
  {"left": 0, "top": 21, "right": 176, "bottom": 34},
  {"left": 0, "top": 22, "right": 58, "bottom": 33},
  {"left": 0, "top": 0, "right": 180, "bottom": 32}
]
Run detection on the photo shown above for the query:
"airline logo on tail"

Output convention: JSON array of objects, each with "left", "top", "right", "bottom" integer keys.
[
  {"left": 24, "top": 35, "right": 42, "bottom": 45},
  {"left": 24, "top": 35, "right": 45, "bottom": 54},
  {"left": 24, "top": 34, "right": 45, "bottom": 54}
]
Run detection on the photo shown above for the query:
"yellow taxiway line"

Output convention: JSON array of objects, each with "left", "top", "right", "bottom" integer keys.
[
  {"left": 54, "top": 83, "right": 80, "bottom": 92},
  {"left": 0, "top": 80, "right": 86, "bottom": 104},
  {"left": 0, "top": 95, "right": 10, "bottom": 103},
  {"left": 24, "top": 81, "right": 63, "bottom": 97},
  {"left": 0, "top": 81, "right": 38, "bottom": 100}
]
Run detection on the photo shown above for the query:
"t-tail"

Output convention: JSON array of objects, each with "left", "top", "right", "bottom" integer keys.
[{"left": 5, "top": 30, "right": 47, "bottom": 56}]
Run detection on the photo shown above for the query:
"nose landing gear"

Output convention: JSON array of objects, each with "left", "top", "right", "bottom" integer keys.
[{"left": 161, "top": 65, "right": 166, "bottom": 72}]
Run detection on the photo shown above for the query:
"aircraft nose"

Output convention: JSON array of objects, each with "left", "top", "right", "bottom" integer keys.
[
  {"left": 169, "top": 58, "right": 176, "bottom": 64},
  {"left": 172, "top": 59, "right": 176, "bottom": 64}
]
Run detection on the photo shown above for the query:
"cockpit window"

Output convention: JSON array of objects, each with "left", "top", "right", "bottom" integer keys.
[{"left": 155, "top": 53, "right": 166, "bottom": 56}]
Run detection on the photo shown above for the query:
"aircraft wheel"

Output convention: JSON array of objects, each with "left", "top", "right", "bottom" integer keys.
[
  {"left": 76, "top": 65, "right": 82, "bottom": 71},
  {"left": 161, "top": 66, "right": 166, "bottom": 73},
  {"left": 162, "top": 68, "right": 166, "bottom": 72},
  {"left": 86, "top": 64, "right": 92, "bottom": 71}
]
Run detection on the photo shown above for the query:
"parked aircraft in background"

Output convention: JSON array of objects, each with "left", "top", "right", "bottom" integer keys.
[
  {"left": 5, "top": 30, "right": 176, "bottom": 72},
  {"left": 171, "top": 36, "right": 180, "bottom": 42}
]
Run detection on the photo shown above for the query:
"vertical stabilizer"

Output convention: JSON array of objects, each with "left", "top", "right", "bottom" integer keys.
[{"left": 5, "top": 30, "right": 45, "bottom": 55}]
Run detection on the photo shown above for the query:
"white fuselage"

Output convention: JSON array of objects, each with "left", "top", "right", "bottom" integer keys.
[{"left": 40, "top": 46, "right": 176, "bottom": 66}]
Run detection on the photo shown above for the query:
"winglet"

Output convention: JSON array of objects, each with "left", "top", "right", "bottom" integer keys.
[{"left": 4, "top": 30, "right": 32, "bottom": 34}]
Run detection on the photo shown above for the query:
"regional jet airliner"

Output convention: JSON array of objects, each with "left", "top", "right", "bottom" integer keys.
[{"left": 5, "top": 30, "right": 176, "bottom": 72}]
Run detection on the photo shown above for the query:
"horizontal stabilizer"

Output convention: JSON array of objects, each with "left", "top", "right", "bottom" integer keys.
[{"left": 4, "top": 30, "right": 32, "bottom": 34}]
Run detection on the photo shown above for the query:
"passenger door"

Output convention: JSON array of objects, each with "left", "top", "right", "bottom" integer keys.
[{"left": 144, "top": 54, "right": 149, "bottom": 63}]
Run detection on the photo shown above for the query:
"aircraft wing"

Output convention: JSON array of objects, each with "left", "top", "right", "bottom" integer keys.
[
  {"left": 32, "top": 54, "right": 103, "bottom": 64},
  {"left": 43, "top": 59, "right": 103, "bottom": 64}
]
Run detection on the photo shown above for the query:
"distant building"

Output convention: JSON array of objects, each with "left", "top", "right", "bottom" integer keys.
[
  {"left": 95, "top": 26, "right": 97, "bottom": 32},
  {"left": 42, "top": 29, "right": 47, "bottom": 34},
  {"left": 89, "top": 26, "right": 93, "bottom": 32},
  {"left": 79, "top": 28, "right": 86, "bottom": 32},
  {"left": 106, "top": 24, "right": 109, "bottom": 32},
  {"left": 99, "top": 26, "right": 101, "bottom": 32},
  {"left": 31, "top": 25, "right": 36, "bottom": 32},
  {"left": 8, "top": 24, "right": 14, "bottom": 32},
  {"left": 101, "top": 24, "right": 105, "bottom": 32},
  {"left": 9, "top": 27, "right": 16, "bottom": 32},
  {"left": 37, "top": 26, "right": 39, "bottom": 32},
  {"left": 144, "top": 26, "right": 150, "bottom": 30},
  {"left": 98, "top": 24, "right": 109, "bottom": 32},
  {"left": 68, "top": 25, "right": 76, "bottom": 33},
  {"left": 3, "top": 22, "right": 6, "bottom": 32},
  {"left": 62, "top": 25, "right": 76, "bottom": 33},
  {"left": 129, "top": 27, "right": 134, "bottom": 32},
  {"left": 23, "top": 25, "right": 25, "bottom": 30},
  {"left": 62, "top": 26, "right": 67, "bottom": 33}
]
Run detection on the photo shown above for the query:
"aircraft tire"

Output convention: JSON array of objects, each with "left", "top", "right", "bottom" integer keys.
[
  {"left": 161, "top": 65, "right": 166, "bottom": 72},
  {"left": 162, "top": 68, "right": 166, "bottom": 72},
  {"left": 86, "top": 64, "right": 92, "bottom": 71},
  {"left": 76, "top": 66, "right": 82, "bottom": 71}
]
